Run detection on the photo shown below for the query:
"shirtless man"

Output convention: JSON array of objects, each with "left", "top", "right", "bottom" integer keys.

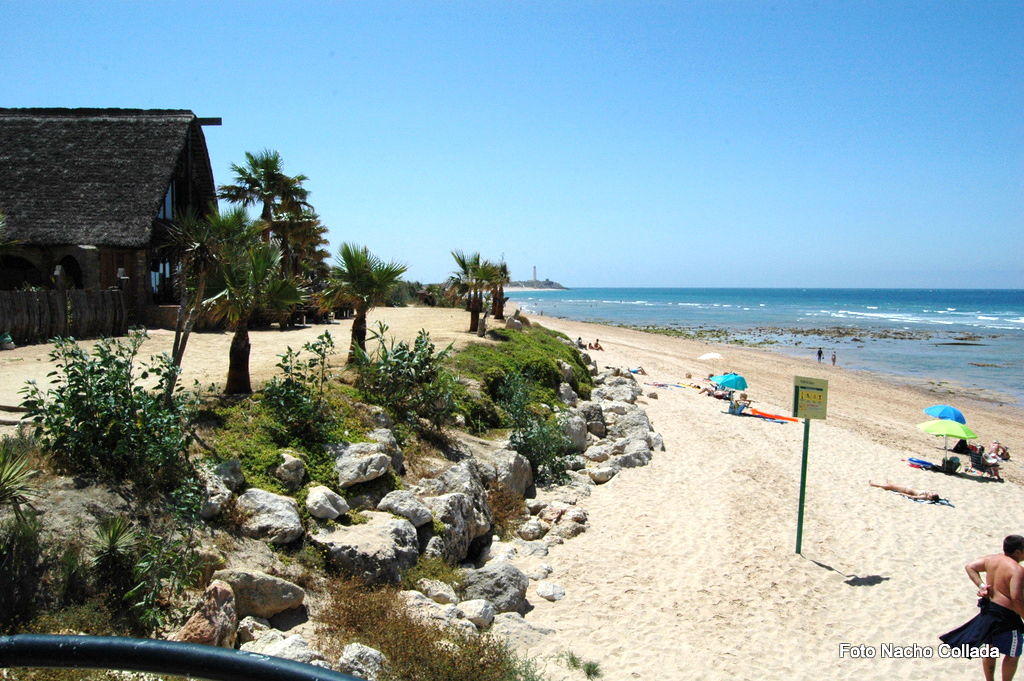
[{"left": 940, "top": 535, "right": 1024, "bottom": 681}]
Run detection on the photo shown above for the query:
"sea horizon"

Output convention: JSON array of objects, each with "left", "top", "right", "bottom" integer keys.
[{"left": 507, "top": 287, "right": 1024, "bottom": 405}]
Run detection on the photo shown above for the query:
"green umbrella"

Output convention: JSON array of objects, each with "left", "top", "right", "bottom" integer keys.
[{"left": 917, "top": 420, "right": 977, "bottom": 450}]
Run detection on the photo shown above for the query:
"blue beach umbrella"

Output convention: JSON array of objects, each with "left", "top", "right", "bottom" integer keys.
[
  {"left": 710, "top": 373, "right": 748, "bottom": 390},
  {"left": 923, "top": 405, "right": 966, "bottom": 424}
]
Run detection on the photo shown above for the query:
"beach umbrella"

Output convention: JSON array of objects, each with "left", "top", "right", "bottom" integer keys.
[
  {"left": 923, "top": 404, "right": 966, "bottom": 424},
  {"left": 917, "top": 419, "right": 977, "bottom": 450},
  {"left": 698, "top": 352, "right": 723, "bottom": 361},
  {"left": 710, "top": 373, "right": 748, "bottom": 390}
]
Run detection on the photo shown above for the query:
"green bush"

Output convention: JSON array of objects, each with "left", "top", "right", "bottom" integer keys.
[
  {"left": 498, "top": 373, "right": 572, "bottom": 484},
  {"left": 400, "top": 555, "right": 464, "bottom": 592},
  {"left": 356, "top": 323, "right": 459, "bottom": 430},
  {"left": 20, "top": 331, "right": 198, "bottom": 504},
  {"left": 262, "top": 331, "right": 337, "bottom": 446},
  {"left": 0, "top": 435, "right": 41, "bottom": 522}
]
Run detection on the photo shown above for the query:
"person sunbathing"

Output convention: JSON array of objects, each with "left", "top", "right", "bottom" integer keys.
[
  {"left": 990, "top": 440, "right": 1010, "bottom": 461},
  {"left": 981, "top": 450, "right": 1003, "bottom": 480},
  {"left": 869, "top": 480, "right": 940, "bottom": 502},
  {"left": 629, "top": 366, "right": 648, "bottom": 375},
  {"left": 699, "top": 385, "right": 731, "bottom": 399},
  {"left": 593, "top": 339, "right": 604, "bottom": 350}
]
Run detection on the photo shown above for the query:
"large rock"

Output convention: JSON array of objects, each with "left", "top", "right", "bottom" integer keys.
[
  {"left": 417, "top": 578, "right": 458, "bottom": 604},
  {"left": 488, "top": 612, "right": 554, "bottom": 648},
  {"left": 198, "top": 466, "right": 232, "bottom": 520},
  {"left": 235, "top": 489, "right": 304, "bottom": 544},
  {"left": 306, "top": 485, "right": 349, "bottom": 520},
  {"left": 557, "top": 382, "right": 578, "bottom": 406},
  {"left": 557, "top": 360, "right": 575, "bottom": 383},
  {"left": 337, "top": 643, "right": 386, "bottom": 681},
  {"left": 329, "top": 442, "right": 393, "bottom": 488},
  {"left": 461, "top": 562, "right": 529, "bottom": 614},
  {"left": 606, "top": 408, "right": 654, "bottom": 442},
  {"left": 423, "top": 492, "right": 488, "bottom": 564},
  {"left": 309, "top": 511, "right": 418, "bottom": 585},
  {"left": 400, "top": 591, "right": 477, "bottom": 635},
  {"left": 418, "top": 460, "right": 493, "bottom": 557},
  {"left": 591, "top": 384, "right": 640, "bottom": 404},
  {"left": 613, "top": 438, "right": 654, "bottom": 469},
  {"left": 480, "top": 448, "right": 533, "bottom": 499},
  {"left": 169, "top": 580, "right": 236, "bottom": 648},
  {"left": 213, "top": 458, "right": 245, "bottom": 492},
  {"left": 211, "top": 569, "right": 305, "bottom": 619},
  {"left": 274, "top": 449, "right": 306, "bottom": 492},
  {"left": 558, "top": 412, "right": 588, "bottom": 453},
  {"left": 456, "top": 599, "right": 496, "bottom": 628},
  {"left": 377, "top": 490, "right": 432, "bottom": 528},
  {"left": 259, "top": 634, "right": 329, "bottom": 667},
  {"left": 368, "top": 428, "right": 404, "bottom": 474}
]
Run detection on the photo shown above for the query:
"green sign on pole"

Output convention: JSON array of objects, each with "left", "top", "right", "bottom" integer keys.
[{"left": 793, "top": 376, "right": 828, "bottom": 554}]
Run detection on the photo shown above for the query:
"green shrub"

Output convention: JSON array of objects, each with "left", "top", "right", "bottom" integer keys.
[
  {"left": 262, "top": 331, "right": 337, "bottom": 446},
  {"left": 451, "top": 325, "right": 592, "bottom": 403},
  {"left": 496, "top": 373, "right": 572, "bottom": 484},
  {"left": 0, "top": 513, "right": 44, "bottom": 633},
  {"left": 487, "top": 482, "right": 527, "bottom": 541},
  {"left": 355, "top": 323, "right": 459, "bottom": 430},
  {"left": 400, "top": 555, "right": 464, "bottom": 592},
  {"left": 20, "top": 331, "right": 198, "bottom": 504},
  {"left": 316, "top": 576, "right": 547, "bottom": 681},
  {"left": 0, "top": 435, "right": 41, "bottom": 521}
]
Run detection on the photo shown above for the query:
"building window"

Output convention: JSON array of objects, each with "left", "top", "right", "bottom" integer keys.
[{"left": 157, "top": 183, "right": 176, "bottom": 220}]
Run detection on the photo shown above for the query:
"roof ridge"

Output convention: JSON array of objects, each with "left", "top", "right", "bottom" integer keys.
[{"left": 0, "top": 108, "right": 197, "bottom": 118}]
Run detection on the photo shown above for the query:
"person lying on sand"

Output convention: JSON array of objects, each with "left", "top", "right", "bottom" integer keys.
[
  {"left": 869, "top": 480, "right": 940, "bottom": 502},
  {"left": 991, "top": 440, "right": 1010, "bottom": 461},
  {"left": 629, "top": 367, "right": 648, "bottom": 375}
]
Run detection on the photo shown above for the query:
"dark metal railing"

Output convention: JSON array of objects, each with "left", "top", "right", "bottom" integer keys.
[{"left": 0, "top": 635, "right": 366, "bottom": 681}]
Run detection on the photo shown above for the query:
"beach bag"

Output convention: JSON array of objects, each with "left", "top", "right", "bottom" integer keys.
[
  {"left": 941, "top": 456, "right": 961, "bottom": 475},
  {"left": 0, "top": 332, "right": 14, "bottom": 350}
]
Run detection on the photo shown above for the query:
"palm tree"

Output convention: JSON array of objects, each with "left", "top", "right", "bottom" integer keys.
[
  {"left": 163, "top": 207, "right": 257, "bottom": 399},
  {"left": 490, "top": 261, "right": 511, "bottom": 320},
  {"left": 448, "top": 250, "right": 486, "bottom": 332},
  {"left": 205, "top": 238, "right": 304, "bottom": 394},
  {"left": 319, "top": 243, "right": 407, "bottom": 362},
  {"left": 217, "top": 149, "right": 310, "bottom": 246}
]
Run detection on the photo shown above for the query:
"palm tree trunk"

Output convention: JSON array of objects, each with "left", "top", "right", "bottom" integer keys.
[
  {"left": 349, "top": 309, "right": 368, "bottom": 362},
  {"left": 495, "top": 284, "right": 506, "bottom": 320},
  {"left": 260, "top": 201, "right": 274, "bottom": 243},
  {"left": 469, "top": 292, "right": 481, "bottom": 332},
  {"left": 225, "top": 323, "right": 252, "bottom": 394}
]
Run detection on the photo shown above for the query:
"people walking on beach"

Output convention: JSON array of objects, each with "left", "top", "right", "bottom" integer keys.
[
  {"left": 939, "top": 535, "right": 1024, "bottom": 681},
  {"left": 817, "top": 347, "right": 824, "bottom": 363},
  {"left": 831, "top": 351, "right": 836, "bottom": 366}
]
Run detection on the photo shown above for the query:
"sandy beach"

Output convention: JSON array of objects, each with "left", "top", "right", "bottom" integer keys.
[{"left": 2, "top": 306, "right": 1023, "bottom": 680}]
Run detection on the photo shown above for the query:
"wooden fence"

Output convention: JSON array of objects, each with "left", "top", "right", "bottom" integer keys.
[{"left": 0, "top": 289, "right": 128, "bottom": 345}]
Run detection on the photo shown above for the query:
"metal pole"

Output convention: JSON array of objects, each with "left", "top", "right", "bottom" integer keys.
[
  {"left": 795, "top": 417, "right": 811, "bottom": 554},
  {"left": 0, "top": 635, "right": 364, "bottom": 681}
]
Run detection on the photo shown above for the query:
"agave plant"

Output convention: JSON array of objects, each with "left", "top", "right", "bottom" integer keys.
[{"left": 0, "top": 438, "right": 40, "bottom": 522}]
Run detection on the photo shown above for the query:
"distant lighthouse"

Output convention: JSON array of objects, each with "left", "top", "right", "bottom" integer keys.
[{"left": 532, "top": 266, "right": 537, "bottom": 283}]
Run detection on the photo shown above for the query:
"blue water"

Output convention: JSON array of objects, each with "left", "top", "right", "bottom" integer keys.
[{"left": 507, "top": 288, "right": 1024, "bottom": 404}]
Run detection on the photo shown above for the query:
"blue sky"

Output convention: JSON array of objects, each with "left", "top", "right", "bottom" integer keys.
[{"left": 3, "top": 1, "right": 1022, "bottom": 288}]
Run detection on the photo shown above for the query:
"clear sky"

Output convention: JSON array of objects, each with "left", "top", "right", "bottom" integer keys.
[{"left": 3, "top": 1, "right": 1022, "bottom": 288}]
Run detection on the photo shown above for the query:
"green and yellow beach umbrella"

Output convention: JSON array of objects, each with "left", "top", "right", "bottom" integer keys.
[{"left": 917, "top": 419, "right": 977, "bottom": 450}]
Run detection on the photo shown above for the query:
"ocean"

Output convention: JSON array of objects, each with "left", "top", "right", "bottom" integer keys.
[{"left": 506, "top": 288, "right": 1024, "bottom": 405}]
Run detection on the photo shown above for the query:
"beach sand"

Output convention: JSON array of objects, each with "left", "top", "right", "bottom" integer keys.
[{"left": 2, "top": 306, "right": 1022, "bottom": 680}]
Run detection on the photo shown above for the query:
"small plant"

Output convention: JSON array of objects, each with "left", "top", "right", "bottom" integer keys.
[
  {"left": 90, "top": 515, "right": 140, "bottom": 604},
  {"left": 400, "top": 555, "right": 464, "bottom": 592},
  {"left": 487, "top": 481, "right": 527, "bottom": 541},
  {"left": 0, "top": 436, "right": 41, "bottom": 521},
  {"left": 262, "top": 331, "right": 337, "bottom": 445},
  {"left": 562, "top": 650, "right": 602, "bottom": 679}
]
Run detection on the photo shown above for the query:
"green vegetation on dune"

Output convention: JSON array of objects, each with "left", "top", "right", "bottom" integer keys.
[{"left": 451, "top": 325, "right": 592, "bottom": 404}]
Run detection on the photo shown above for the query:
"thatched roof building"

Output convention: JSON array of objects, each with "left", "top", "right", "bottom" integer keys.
[{"left": 0, "top": 108, "right": 219, "bottom": 322}]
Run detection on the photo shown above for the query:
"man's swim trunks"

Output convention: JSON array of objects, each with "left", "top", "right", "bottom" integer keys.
[{"left": 941, "top": 598, "right": 1024, "bottom": 656}]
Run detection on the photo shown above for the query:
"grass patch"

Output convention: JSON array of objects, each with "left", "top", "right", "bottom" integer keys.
[
  {"left": 400, "top": 555, "right": 464, "bottom": 592},
  {"left": 450, "top": 325, "right": 592, "bottom": 405}
]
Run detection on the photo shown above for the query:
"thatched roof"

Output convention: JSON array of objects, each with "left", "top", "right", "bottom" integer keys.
[{"left": 0, "top": 108, "right": 216, "bottom": 248}]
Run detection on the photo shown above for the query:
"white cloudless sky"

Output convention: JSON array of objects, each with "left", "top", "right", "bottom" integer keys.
[{"left": 2, "top": 1, "right": 1021, "bottom": 288}]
